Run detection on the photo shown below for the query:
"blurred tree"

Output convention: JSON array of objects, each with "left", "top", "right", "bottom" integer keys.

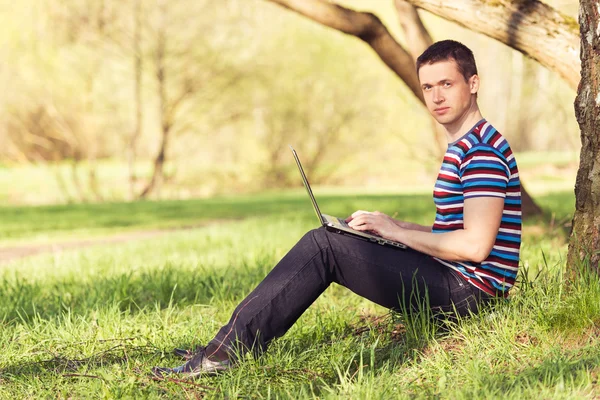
[
  {"left": 265, "top": 0, "right": 579, "bottom": 217},
  {"left": 48, "top": 0, "right": 145, "bottom": 200},
  {"left": 0, "top": 0, "right": 581, "bottom": 205},
  {"left": 139, "top": 0, "right": 245, "bottom": 198},
  {"left": 568, "top": 0, "right": 600, "bottom": 272},
  {"left": 254, "top": 73, "right": 379, "bottom": 187},
  {"left": 128, "top": 0, "right": 144, "bottom": 200},
  {"left": 4, "top": 0, "right": 124, "bottom": 202}
]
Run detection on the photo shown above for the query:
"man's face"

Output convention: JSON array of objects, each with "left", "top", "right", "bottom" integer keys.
[{"left": 418, "top": 60, "right": 479, "bottom": 126}]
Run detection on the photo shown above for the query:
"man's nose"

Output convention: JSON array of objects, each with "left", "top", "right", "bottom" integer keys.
[{"left": 433, "top": 87, "right": 444, "bottom": 103}]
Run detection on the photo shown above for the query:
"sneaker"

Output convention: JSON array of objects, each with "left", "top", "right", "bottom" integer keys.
[
  {"left": 173, "top": 346, "right": 197, "bottom": 360},
  {"left": 152, "top": 347, "right": 232, "bottom": 378}
]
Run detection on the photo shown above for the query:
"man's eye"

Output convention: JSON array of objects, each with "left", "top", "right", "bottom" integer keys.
[
  {"left": 443, "top": 82, "right": 451, "bottom": 88},
  {"left": 423, "top": 86, "right": 431, "bottom": 91}
]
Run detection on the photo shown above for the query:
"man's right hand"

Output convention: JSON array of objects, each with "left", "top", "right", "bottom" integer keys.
[
  {"left": 346, "top": 210, "right": 431, "bottom": 233},
  {"left": 345, "top": 210, "right": 373, "bottom": 222}
]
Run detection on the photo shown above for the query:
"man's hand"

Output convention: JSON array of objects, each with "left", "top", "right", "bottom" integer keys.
[
  {"left": 344, "top": 197, "right": 505, "bottom": 263},
  {"left": 345, "top": 210, "right": 402, "bottom": 240}
]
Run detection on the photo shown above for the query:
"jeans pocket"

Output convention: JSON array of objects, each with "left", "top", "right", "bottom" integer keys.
[
  {"left": 447, "top": 268, "right": 466, "bottom": 292},
  {"left": 448, "top": 282, "right": 487, "bottom": 318}
]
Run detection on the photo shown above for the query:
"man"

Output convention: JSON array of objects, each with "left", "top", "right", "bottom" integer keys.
[{"left": 153, "top": 40, "right": 521, "bottom": 378}]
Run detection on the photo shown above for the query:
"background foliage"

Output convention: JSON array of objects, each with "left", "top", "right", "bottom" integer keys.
[{"left": 0, "top": 0, "right": 580, "bottom": 204}]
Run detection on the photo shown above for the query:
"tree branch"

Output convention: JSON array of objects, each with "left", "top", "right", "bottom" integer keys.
[
  {"left": 403, "top": 0, "right": 580, "bottom": 90},
  {"left": 266, "top": 0, "right": 424, "bottom": 102},
  {"left": 394, "top": 0, "right": 433, "bottom": 61}
]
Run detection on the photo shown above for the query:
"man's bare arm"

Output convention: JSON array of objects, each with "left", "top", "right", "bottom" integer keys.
[
  {"left": 346, "top": 210, "right": 432, "bottom": 232},
  {"left": 347, "top": 197, "right": 504, "bottom": 263},
  {"left": 394, "top": 220, "right": 432, "bottom": 232}
]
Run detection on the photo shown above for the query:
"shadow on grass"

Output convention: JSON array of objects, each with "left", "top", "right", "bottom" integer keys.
[
  {"left": 525, "top": 191, "right": 574, "bottom": 237},
  {"left": 468, "top": 347, "right": 600, "bottom": 396},
  {"left": 0, "top": 341, "right": 160, "bottom": 377}
]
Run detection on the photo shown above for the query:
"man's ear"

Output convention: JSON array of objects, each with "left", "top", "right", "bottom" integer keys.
[{"left": 470, "top": 74, "right": 480, "bottom": 94}]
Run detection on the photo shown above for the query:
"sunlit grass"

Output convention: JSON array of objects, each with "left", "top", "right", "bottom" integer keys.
[
  {"left": 0, "top": 181, "right": 574, "bottom": 245},
  {"left": 0, "top": 190, "right": 597, "bottom": 398},
  {"left": 0, "top": 191, "right": 435, "bottom": 245}
]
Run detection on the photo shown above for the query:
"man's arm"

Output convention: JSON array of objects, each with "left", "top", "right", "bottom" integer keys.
[
  {"left": 394, "top": 220, "right": 432, "bottom": 232},
  {"left": 346, "top": 210, "right": 432, "bottom": 232},
  {"left": 347, "top": 197, "right": 504, "bottom": 263}
]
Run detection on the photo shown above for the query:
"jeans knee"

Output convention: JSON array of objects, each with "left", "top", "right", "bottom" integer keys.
[
  {"left": 307, "top": 226, "right": 329, "bottom": 247},
  {"left": 295, "top": 228, "right": 331, "bottom": 261}
]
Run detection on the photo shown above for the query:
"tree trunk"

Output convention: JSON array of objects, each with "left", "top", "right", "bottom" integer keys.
[
  {"left": 521, "top": 187, "right": 542, "bottom": 216},
  {"left": 139, "top": 0, "right": 168, "bottom": 199},
  {"left": 139, "top": 130, "right": 169, "bottom": 199},
  {"left": 568, "top": 0, "right": 600, "bottom": 272},
  {"left": 128, "top": 0, "right": 143, "bottom": 200},
  {"left": 403, "top": 0, "right": 580, "bottom": 90}
]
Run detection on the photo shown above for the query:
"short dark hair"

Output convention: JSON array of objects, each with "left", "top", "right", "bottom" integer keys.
[{"left": 416, "top": 40, "right": 478, "bottom": 81}]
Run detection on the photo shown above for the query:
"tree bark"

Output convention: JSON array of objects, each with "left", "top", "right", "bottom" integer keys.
[
  {"left": 267, "top": 0, "right": 424, "bottom": 103},
  {"left": 568, "top": 0, "right": 600, "bottom": 272},
  {"left": 403, "top": 0, "right": 580, "bottom": 90}
]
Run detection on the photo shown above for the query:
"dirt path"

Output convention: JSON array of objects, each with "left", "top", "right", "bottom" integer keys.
[{"left": 0, "top": 221, "right": 229, "bottom": 265}]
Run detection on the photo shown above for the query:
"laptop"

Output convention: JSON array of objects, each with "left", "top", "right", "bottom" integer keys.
[{"left": 290, "top": 146, "right": 407, "bottom": 250}]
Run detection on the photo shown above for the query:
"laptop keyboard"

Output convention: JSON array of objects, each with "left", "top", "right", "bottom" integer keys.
[
  {"left": 333, "top": 216, "right": 403, "bottom": 248},
  {"left": 336, "top": 217, "right": 380, "bottom": 238},
  {"left": 337, "top": 217, "right": 350, "bottom": 227}
]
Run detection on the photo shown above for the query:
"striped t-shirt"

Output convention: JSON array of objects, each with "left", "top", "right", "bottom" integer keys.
[{"left": 432, "top": 119, "right": 521, "bottom": 297}]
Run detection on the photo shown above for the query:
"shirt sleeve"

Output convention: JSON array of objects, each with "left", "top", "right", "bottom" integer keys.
[{"left": 460, "top": 145, "right": 510, "bottom": 199}]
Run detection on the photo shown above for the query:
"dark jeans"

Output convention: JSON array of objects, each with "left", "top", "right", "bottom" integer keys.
[{"left": 209, "top": 227, "right": 492, "bottom": 356}]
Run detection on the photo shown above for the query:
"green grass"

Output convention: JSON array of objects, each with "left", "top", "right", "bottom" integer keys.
[
  {"left": 0, "top": 187, "right": 576, "bottom": 243},
  {"left": 0, "top": 191, "right": 435, "bottom": 244},
  {"left": 0, "top": 190, "right": 598, "bottom": 399}
]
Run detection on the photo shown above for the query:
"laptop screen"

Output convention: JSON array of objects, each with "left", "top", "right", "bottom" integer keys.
[{"left": 290, "top": 146, "right": 327, "bottom": 226}]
